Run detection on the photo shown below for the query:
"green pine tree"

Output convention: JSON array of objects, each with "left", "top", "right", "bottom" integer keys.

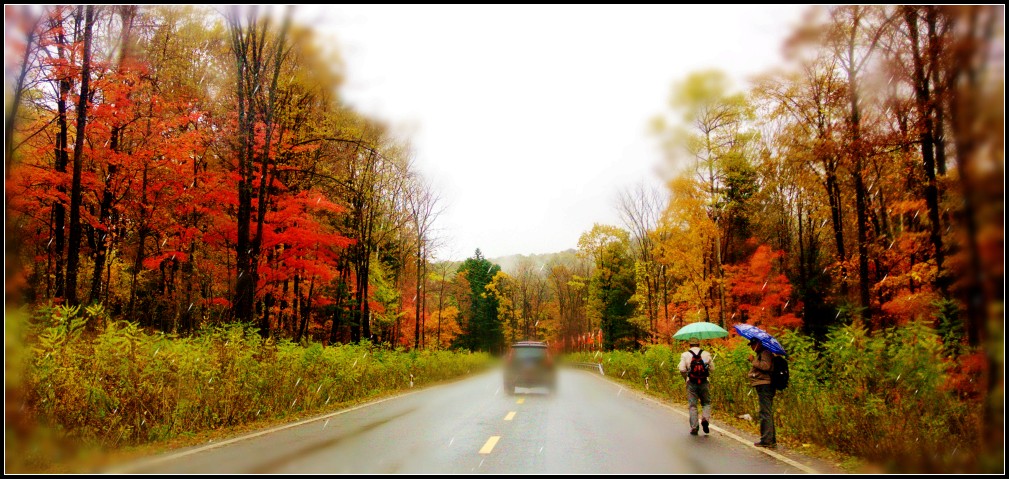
[{"left": 454, "top": 249, "right": 504, "bottom": 352}]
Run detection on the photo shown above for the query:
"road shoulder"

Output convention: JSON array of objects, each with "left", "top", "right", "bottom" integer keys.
[{"left": 571, "top": 368, "right": 851, "bottom": 474}]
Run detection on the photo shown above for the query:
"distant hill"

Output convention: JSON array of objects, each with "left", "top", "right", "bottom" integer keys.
[
  {"left": 430, "top": 249, "right": 584, "bottom": 276},
  {"left": 488, "top": 249, "right": 580, "bottom": 275}
]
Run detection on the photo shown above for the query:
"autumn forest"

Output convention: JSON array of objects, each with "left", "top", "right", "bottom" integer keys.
[{"left": 3, "top": 5, "right": 1004, "bottom": 473}]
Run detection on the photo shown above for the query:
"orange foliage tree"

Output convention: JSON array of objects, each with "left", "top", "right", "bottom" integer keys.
[{"left": 725, "top": 242, "right": 802, "bottom": 331}]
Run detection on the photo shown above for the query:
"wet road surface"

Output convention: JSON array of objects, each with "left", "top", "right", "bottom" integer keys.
[{"left": 114, "top": 368, "right": 824, "bottom": 474}]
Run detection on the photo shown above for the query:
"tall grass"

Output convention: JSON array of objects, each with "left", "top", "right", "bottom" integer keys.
[
  {"left": 567, "top": 321, "right": 986, "bottom": 473},
  {"left": 5, "top": 304, "right": 493, "bottom": 470}
]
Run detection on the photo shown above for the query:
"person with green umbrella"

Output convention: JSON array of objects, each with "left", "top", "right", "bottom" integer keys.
[
  {"left": 673, "top": 321, "right": 727, "bottom": 435},
  {"left": 677, "top": 337, "right": 714, "bottom": 435}
]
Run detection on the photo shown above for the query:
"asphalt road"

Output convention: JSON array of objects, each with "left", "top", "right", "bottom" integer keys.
[{"left": 114, "top": 368, "right": 824, "bottom": 474}]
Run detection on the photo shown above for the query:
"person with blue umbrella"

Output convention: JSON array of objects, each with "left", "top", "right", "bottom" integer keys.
[{"left": 734, "top": 323, "right": 784, "bottom": 449}]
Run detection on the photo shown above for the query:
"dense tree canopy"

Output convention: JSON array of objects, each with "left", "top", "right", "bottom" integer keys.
[
  {"left": 5, "top": 6, "right": 443, "bottom": 347},
  {"left": 5, "top": 6, "right": 1000, "bottom": 360}
]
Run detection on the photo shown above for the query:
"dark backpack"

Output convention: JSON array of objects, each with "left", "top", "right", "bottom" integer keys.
[
  {"left": 771, "top": 355, "right": 789, "bottom": 390},
  {"left": 688, "top": 350, "right": 709, "bottom": 384}
]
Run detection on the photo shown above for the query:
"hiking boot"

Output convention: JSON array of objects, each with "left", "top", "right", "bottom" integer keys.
[
  {"left": 701, "top": 419, "right": 709, "bottom": 434},
  {"left": 753, "top": 442, "right": 777, "bottom": 449},
  {"left": 690, "top": 427, "right": 699, "bottom": 436}
]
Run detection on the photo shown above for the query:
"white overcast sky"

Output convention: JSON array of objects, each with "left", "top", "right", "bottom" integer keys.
[{"left": 294, "top": 5, "right": 808, "bottom": 261}]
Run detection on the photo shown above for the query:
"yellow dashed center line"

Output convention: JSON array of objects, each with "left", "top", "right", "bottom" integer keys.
[
  {"left": 504, "top": 411, "right": 516, "bottom": 421},
  {"left": 516, "top": 397, "right": 525, "bottom": 404},
  {"left": 479, "top": 436, "right": 501, "bottom": 454}
]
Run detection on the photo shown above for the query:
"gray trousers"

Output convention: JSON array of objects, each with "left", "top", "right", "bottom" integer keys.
[
  {"left": 755, "top": 384, "right": 776, "bottom": 444},
  {"left": 686, "top": 381, "right": 711, "bottom": 430}
]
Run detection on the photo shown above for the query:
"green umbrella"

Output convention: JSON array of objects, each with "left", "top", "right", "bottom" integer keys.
[{"left": 673, "top": 321, "right": 729, "bottom": 341}]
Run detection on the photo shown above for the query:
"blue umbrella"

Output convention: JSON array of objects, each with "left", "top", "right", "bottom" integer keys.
[{"left": 733, "top": 323, "right": 787, "bottom": 356}]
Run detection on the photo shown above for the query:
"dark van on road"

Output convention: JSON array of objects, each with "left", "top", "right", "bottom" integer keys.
[{"left": 503, "top": 341, "right": 556, "bottom": 395}]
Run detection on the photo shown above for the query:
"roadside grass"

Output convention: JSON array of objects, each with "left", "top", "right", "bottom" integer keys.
[
  {"left": 565, "top": 320, "right": 987, "bottom": 474},
  {"left": 13, "top": 372, "right": 488, "bottom": 474},
  {"left": 5, "top": 305, "right": 494, "bottom": 473}
]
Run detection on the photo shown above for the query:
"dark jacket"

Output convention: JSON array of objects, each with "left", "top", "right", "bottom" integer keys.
[{"left": 748, "top": 347, "right": 774, "bottom": 387}]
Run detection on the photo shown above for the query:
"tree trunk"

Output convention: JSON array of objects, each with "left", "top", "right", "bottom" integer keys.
[
  {"left": 349, "top": 274, "right": 360, "bottom": 343},
  {"left": 51, "top": 18, "right": 72, "bottom": 300},
  {"left": 128, "top": 165, "right": 148, "bottom": 319},
  {"left": 89, "top": 139, "right": 118, "bottom": 304},
  {"left": 414, "top": 244, "right": 422, "bottom": 349},
  {"left": 330, "top": 265, "right": 349, "bottom": 344},
  {"left": 661, "top": 265, "right": 670, "bottom": 344},
  {"left": 65, "top": 5, "right": 95, "bottom": 305},
  {"left": 436, "top": 271, "right": 446, "bottom": 349},
  {"left": 88, "top": 6, "right": 137, "bottom": 305},
  {"left": 230, "top": 15, "right": 255, "bottom": 325},
  {"left": 905, "top": 7, "right": 947, "bottom": 291},
  {"left": 824, "top": 164, "right": 847, "bottom": 296},
  {"left": 925, "top": 8, "right": 948, "bottom": 176},
  {"left": 5, "top": 16, "right": 38, "bottom": 178},
  {"left": 420, "top": 255, "right": 427, "bottom": 348},
  {"left": 361, "top": 257, "right": 371, "bottom": 341},
  {"left": 298, "top": 277, "right": 314, "bottom": 342},
  {"left": 845, "top": 23, "right": 872, "bottom": 320},
  {"left": 251, "top": 14, "right": 291, "bottom": 338},
  {"left": 262, "top": 291, "right": 273, "bottom": 338}
]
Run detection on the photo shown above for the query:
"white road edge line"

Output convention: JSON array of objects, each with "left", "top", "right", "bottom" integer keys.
[
  {"left": 104, "top": 378, "right": 451, "bottom": 473},
  {"left": 580, "top": 370, "right": 820, "bottom": 474}
]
